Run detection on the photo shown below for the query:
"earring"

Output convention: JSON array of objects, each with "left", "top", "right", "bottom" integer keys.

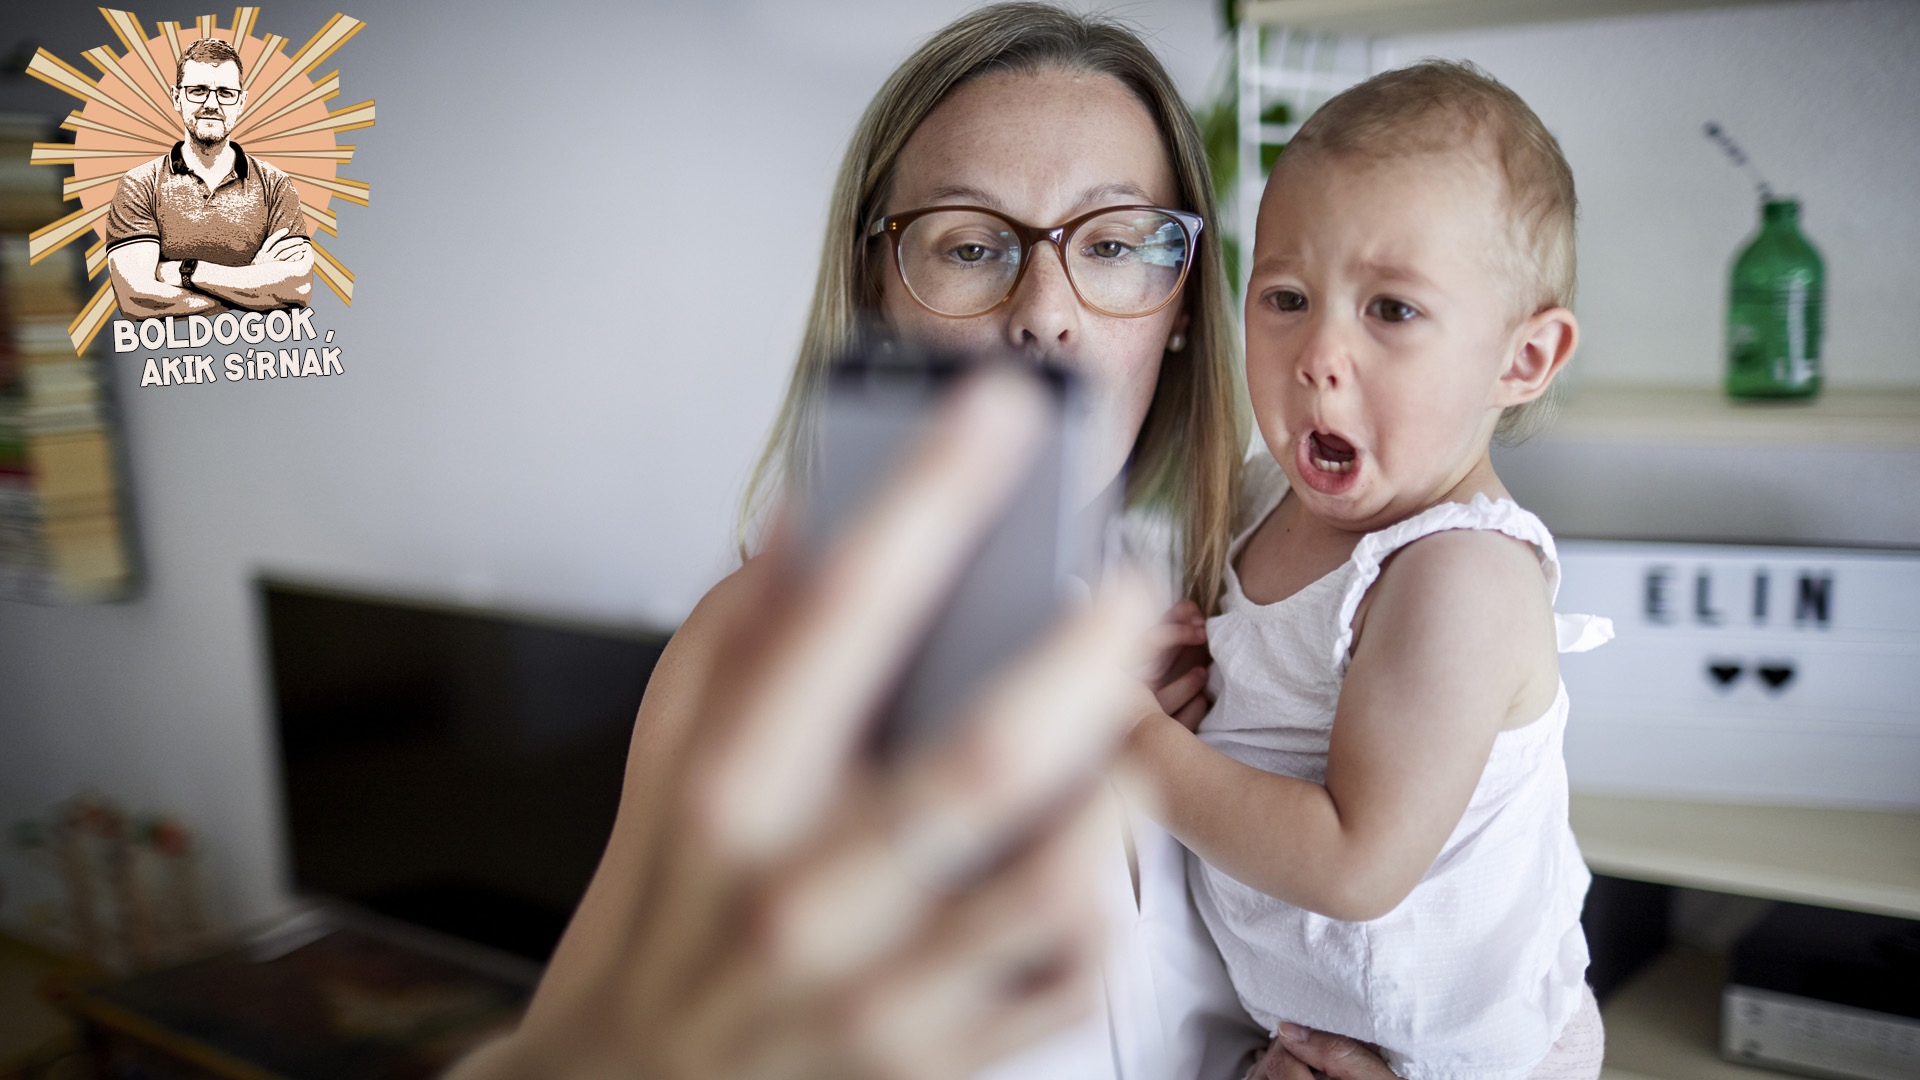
[{"left": 1166, "top": 332, "right": 1186, "bottom": 353}]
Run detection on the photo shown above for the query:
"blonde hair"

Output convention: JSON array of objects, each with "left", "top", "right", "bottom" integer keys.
[
  {"left": 1281, "top": 59, "right": 1576, "bottom": 442},
  {"left": 738, "top": 2, "right": 1244, "bottom": 609}
]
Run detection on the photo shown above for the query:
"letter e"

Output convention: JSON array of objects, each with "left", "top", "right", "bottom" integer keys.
[{"left": 1644, "top": 567, "right": 1674, "bottom": 624}]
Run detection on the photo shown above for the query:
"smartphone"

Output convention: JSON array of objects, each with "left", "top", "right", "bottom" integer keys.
[{"left": 803, "top": 340, "right": 1115, "bottom": 760}]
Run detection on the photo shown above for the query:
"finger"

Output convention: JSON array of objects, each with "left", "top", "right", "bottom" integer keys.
[
  {"left": 258, "top": 228, "right": 288, "bottom": 252},
  {"left": 886, "top": 574, "right": 1155, "bottom": 890},
  {"left": 715, "top": 792, "right": 1111, "bottom": 1080},
  {"left": 1133, "top": 621, "right": 1209, "bottom": 681},
  {"left": 271, "top": 238, "right": 311, "bottom": 261},
  {"left": 838, "top": 793, "right": 1112, "bottom": 1079},
  {"left": 1121, "top": 618, "right": 1198, "bottom": 676},
  {"left": 1170, "top": 597, "right": 1205, "bottom": 624},
  {"left": 1153, "top": 663, "right": 1208, "bottom": 716},
  {"left": 1276, "top": 1024, "right": 1402, "bottom": 1080},
  {"left": 1173, "top": 694, "right": 1209, "bottom": 731},
  {"left": 961, "top": 936, "right": 1101, "bottom": 1071},
  {"left": 1250, "top": 1042, "right": 1315, "bottom": 1080},
  {"left": 704, "top": 369, "right": 1049, "bottom": 864},
  {"left": 749, "top": 575, "right": 1148, "bottom": 989}
]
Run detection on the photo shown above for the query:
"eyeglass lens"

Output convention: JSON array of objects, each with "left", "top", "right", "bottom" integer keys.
[
  {"left": 897, "top": 209, "right": 1189, "bottom": 317},
  {"left": 181, "top": 85, "right": 241, "bottom": 105}
]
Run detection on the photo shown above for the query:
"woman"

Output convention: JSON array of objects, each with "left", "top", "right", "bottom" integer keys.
[{"left": 452, "top": 6, "right": 1408, "bottom": 1078}]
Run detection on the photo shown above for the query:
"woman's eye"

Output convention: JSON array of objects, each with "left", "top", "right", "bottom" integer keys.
[
  {"left": 1087, "top": 239, "right": 1130, "bottom": 260},
  {"left": 1267, "top": 289, "right": 1306, "bottom": 313},
  {"left": 950, "top": 243, "right": 992, "bottom": 263},
  {"left": 1371, "top": 297, "right": 1417, "bottom": 322}
]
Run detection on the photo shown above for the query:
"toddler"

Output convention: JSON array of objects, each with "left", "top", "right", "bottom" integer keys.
[{"left": 1124, "top": 61, "right": 1613, "bottom": 1080}]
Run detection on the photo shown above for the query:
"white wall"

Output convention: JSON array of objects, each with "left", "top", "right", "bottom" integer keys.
[
  {"left": 0, "top": 0, "right": 1225, "bottom": 935},
  {"left": 1383, "top": 0, "right": 1920, "bottom": 387},
  {"left": 1, "top": 0, "right": 1914, "bottom": 937}
]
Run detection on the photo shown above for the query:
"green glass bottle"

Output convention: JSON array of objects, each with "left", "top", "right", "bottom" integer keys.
[{"left": 1725, "top": 199, "right": 1824, "bottom": 399}]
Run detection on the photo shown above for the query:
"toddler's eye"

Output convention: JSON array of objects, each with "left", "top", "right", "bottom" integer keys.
[
  {"left": 1370, "top": 297, "right": 1417, "bottom": 322},
  {"left": 1266, "top": 289, "right": 1306, "bottom": 313}
]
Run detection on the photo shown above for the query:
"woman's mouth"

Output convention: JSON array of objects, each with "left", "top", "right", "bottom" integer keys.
[{"left": 1295, "top": 429, "right": 1360, "bottom": 494}]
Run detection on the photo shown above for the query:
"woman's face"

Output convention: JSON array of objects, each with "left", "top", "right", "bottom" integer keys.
[{"left": 878, "top": 68, "right": 1189, "bottom": 501}]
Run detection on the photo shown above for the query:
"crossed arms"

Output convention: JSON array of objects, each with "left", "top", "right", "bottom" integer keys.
[{"left": 107, "top": 228, "right": 313, "bottom": 318}]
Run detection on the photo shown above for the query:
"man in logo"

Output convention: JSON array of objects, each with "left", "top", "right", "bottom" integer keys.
[{"left": 104, "top": 37, "right": 313, "bottom": 318}]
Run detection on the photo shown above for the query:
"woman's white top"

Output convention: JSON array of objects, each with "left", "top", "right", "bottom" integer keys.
[
  {"left": 974, "top": 511, "right": 1267, "bottom": 1080},
  {"left": 1189, "top": 452, "right": 1613, "bottom": 1080}
]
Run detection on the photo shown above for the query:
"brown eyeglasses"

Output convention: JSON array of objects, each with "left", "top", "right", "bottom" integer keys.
[{"left": 868, "top": 204, "right": 1203, "bottom": 319}]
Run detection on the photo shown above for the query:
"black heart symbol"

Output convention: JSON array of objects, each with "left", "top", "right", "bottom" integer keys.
[
  {"left": 1708, "top": 662, "right": 1742, "bottom": 687},
  {"left": 1757, "top": 664, "right": 1795, "bottom": 691}
]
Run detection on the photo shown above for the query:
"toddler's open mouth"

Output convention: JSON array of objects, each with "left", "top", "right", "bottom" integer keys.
[
  {"left": 1308, "top": 430, "right": 1356, "bottom": 474},
  {"left": 1295, "top": 429, "right": 1360, "bottom": 496}
]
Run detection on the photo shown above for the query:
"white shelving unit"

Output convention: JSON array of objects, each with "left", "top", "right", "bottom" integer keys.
[
  {"left": 1569, "top": 795, "right": 1920, "bottom": 1075},
  {"left": 1572, "top": 795, "right": 1920, "bottom": 921},
  {"left": 1542, "top": 385, "right": 1920, "bottom": 450},
  {"left": 1233, "top": 23, "right": 1378, "bottom": 263}
]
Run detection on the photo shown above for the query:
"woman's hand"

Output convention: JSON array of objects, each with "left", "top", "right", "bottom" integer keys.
[
  {"left": 450, "top": 370, "right": 1155, "bottom": 1080},
  {"left": 1136, "top": 598, "right": 1210, "bottom": 731},
  {"left": 1247, "top": 1024, "right": 1406, "bottom": 1080}
]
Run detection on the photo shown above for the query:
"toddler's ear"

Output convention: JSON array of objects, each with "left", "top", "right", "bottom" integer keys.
[{"left": 1496, "top": 306, "right": 1578, "bottom": 407}]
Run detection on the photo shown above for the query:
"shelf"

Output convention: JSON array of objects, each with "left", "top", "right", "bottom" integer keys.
[
  {"left": 1540, "top": 384, "right": 1920, "bottom": 450},
  {"left": 0, "top": 932, "right": 85, "bottom": 1073},
  {"left": 1569, "top": 793, "right": 1920, "bottom": 918},
  {"left": 1239, "top": 0, "right": 1813, "bottom": 37},
  {"left": 1599, "top": 946, "right": 1778, "bottom": 1080}
]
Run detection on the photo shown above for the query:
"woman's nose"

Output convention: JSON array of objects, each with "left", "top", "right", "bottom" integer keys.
[{"left": 1004, "top": 241, "right": 1079, "bottom": 356}]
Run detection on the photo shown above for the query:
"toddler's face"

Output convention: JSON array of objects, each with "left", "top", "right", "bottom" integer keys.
[{"left": 1245, "top": 148, "right": 1533, "bottom": 533}]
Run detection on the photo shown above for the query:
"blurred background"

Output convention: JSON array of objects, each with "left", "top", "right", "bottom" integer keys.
[{"left": 0, "top": 1, "right": 1915, "bottom": 1077}]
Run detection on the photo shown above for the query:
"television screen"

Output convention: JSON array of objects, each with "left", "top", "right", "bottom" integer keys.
[{"left": 261, "top": 579, "right": 669, "bottom": 962}]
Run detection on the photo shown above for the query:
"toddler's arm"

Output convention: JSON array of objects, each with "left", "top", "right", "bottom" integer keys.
[{"left": 1122, "top": 530, "right": 1558, "bottom": 921}]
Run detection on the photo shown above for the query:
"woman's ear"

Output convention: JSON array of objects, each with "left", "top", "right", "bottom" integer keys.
[
  {"left": 1167, "top": 305, "right": 1193, "bottom": 353},
  {"left": 1496, "top": 306, "right": 1578, "bottom": 407}
]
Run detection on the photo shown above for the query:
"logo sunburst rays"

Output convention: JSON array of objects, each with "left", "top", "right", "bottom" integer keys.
[{"left": 25, "top": 7, "right": 374, "bottom": 353}]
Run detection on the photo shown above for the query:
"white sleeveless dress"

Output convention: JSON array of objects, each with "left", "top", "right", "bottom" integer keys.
[{"left": 1189, "top": 453, "right": 1613, "bottom": 1080}]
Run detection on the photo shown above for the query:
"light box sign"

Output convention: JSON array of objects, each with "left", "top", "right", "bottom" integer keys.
[{"left": 1556, "top": 540, "right": 1920, "bottom": 809}]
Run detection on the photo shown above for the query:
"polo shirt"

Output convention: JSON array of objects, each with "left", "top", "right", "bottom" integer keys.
[{"left": 104, "top": 141, "right": 308, "bottom": 267}]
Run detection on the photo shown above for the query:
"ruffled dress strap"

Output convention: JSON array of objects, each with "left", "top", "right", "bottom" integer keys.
[{"left": 1330, "top": 494, "right": 1612, "bottom": 674}]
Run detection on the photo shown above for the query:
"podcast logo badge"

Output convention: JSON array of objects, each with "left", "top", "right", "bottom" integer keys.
[{"left": 25, "top": 7, "right": 372, "bottom": 386}]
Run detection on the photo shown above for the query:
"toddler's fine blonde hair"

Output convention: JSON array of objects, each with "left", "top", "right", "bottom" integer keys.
[{"left": 1282, "top": 59, "right": 1576, "bottom": 442}]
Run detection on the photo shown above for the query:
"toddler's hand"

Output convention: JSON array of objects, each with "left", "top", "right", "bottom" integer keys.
[
  {"left": 1132, "top": 598, "right": 1206, "bottom": 678},
  {"left": 1135, "top": 599, "right": 1211, "bottom": 731}
]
